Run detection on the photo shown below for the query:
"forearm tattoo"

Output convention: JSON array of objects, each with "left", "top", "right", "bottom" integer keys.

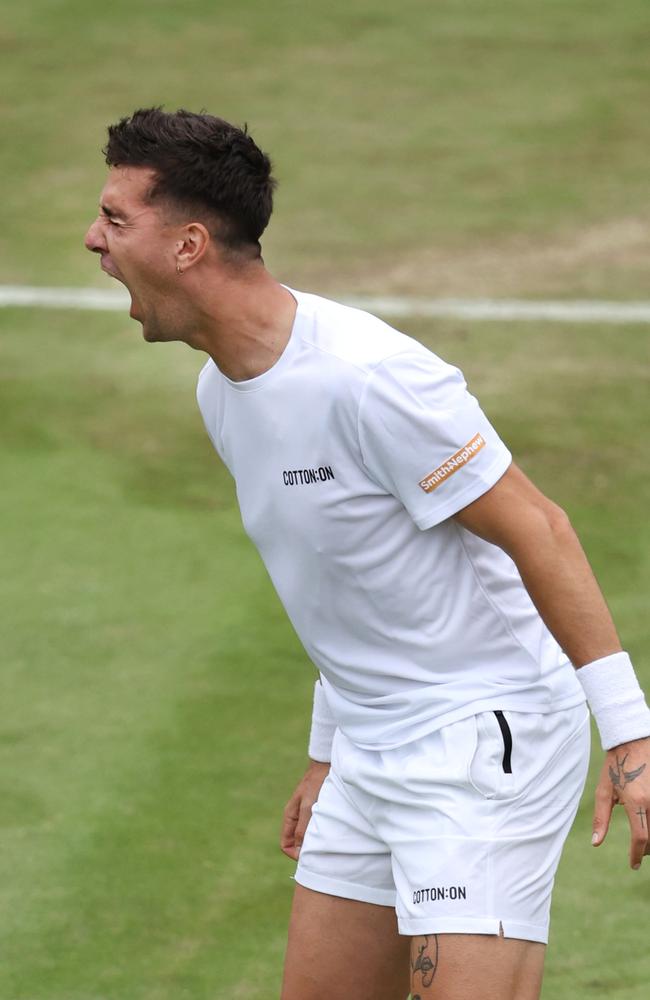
[
  {"left": 608, "top": 753, "right": 647, "bottom": 791},
  {"left": 411, "top": 934, "right": 439, "bottom": 992},
  {"left": 637, "top": 807, "right": 646, "bottom": 829}
]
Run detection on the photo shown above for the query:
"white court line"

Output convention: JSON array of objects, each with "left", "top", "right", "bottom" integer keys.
[
  {"left": 1, "top": 285, "right": 650, "bottom": 323},
  {"left": 0, "top": 285, "right": 131, "bottom": 311}
]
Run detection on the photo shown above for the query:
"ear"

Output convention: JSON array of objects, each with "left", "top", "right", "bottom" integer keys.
[{"left": 174, "top": 223, "right": 210, "bottom": 273}]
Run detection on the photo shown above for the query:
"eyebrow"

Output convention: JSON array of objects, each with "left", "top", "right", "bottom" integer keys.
[{"left": 100, "top": 204, "right": 127, "bottom": 221}]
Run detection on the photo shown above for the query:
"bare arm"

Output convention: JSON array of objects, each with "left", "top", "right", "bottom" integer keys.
[
  {"left": 453, "top": 462, "right": 620, "bottom": 666},
  {"left": 454, "top": 462, "right": 650, "bottom": 868}
]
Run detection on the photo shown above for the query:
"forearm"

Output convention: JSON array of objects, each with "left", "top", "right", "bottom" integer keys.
[
  {"left": 506, "top": 503, "right": 621, "bottom": 667},
  {"left": 463, "top": 491, "right": 649, "bottom": 749},
  {"left": 454, "top": 464, "right": 625, "bottom": 667},
  {"left": 506, "top": 498, "right": 650, "bottom": 867}
]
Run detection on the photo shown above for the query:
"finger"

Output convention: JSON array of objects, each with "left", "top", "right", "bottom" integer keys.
[
  {"left": 293, "top": 802, "right": 314, "bottom": 853},
  {"left": 280, "top": 815, "right": 299, "bottom": 848},
  {"left": 623, "top": 800, "right": 648, "bottom": 869},
  {"left": 280, "top": 802, "right": 300, "bottom": 851},
  {"left": 592, "top": 783, "right": 615, "bottom": 846},
  {"left": 280, "top": 819, "right": 299, "bottom": 858}
]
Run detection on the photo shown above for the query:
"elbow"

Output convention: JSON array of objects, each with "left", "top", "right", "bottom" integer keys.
[
  {"left": 543, "top": 499, "right": 573, "bottom": 539},
  {"left": 503, "top": 498, "right": 575, "bottom": 563},
  {"left": 527, "top": 498, "right": 580, "bottom": 558}
]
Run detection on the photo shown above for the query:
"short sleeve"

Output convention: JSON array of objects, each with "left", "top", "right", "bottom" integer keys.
[{"left": 358, "top": 349, "right": 512, "bottom": 529}]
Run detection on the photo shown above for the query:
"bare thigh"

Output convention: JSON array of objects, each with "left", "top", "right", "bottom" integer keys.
[
  {"left": 410, "top": 933, "right": 545, "bottom": 1000},
  {"left": 281, "top": 884, "right": 410, "bottom": 1000},
  {"left": 281, "top": 886, "right": 545, "bottom": 1000}
]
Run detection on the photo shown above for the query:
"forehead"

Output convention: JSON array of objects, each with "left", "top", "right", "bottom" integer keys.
[{"left": 99, "top": 165, "right": 158, "bottom": 212}]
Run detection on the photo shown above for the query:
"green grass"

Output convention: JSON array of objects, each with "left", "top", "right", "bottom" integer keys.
[
  {"left": 1, "top": 309, "right": 306, "bottom": 998},
  {"left": 2, "top": 307, "right": 649, "bottom": 998},
  {"left": 1, "top": 0, "right": 650, "bottom": 295},
  {"left": 2, "top": 0, "right": 650, "bottom": 995}
]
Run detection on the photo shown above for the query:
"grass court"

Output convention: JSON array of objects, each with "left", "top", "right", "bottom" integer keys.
[{"left": 1, "top": 2, "right": 649, "bottom": 997}]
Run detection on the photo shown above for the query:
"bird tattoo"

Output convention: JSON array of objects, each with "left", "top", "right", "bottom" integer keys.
[{"left": 608, "top": 753, "right": 646, "bottom": 791}]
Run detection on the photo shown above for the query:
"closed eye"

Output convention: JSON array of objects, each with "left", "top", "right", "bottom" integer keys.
[{"left": 100, "top": 205, "right": 125, "bottom": 226}]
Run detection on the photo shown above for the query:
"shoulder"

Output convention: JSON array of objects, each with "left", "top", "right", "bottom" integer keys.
[
  {"left": 290, "top": 288, "right": 444, "bottom": 377},
  {"left": 196, "top": 357, "right": 220, "bottom": 409},
  {"left": 197, "top": 357, "right": 217, "bottom": 384}
]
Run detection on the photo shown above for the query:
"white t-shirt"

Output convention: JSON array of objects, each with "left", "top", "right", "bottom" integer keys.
[{"left": 197, "top": 288, "right": 585, "bottom": 749}]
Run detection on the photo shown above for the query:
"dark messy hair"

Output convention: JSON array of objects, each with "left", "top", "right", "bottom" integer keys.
[{"left": 104, "top": 107, "right": 276, "bottom": 258}]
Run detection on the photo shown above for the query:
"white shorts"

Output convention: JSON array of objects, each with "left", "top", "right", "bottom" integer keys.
[{"left": 295, "top": 703, "right": 590, "bottom": 943}]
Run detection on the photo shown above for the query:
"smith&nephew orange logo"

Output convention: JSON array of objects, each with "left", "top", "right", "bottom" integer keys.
[{"left": 418, "top": 433, "right": 486, "bottom": 494}]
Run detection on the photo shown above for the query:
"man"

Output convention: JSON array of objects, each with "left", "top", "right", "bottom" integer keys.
[{"left": 85, "top": 108, "right": 650, "bottom": 1000}]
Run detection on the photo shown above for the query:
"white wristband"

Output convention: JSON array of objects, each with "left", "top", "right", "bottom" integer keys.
[
  {"left": 308, "top": 679, "right": 337, "bottom": 763},
  {"left": 576, "top": 651, "right": 650, "bottom": 750}
]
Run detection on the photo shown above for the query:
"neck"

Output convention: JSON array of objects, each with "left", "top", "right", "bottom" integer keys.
[{"left": 183, "top": 265, "right": 297, "bottom": 381}]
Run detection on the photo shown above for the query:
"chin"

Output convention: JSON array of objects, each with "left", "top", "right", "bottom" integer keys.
[{"left": 141, "top": 322, "right": 174, "bottom": 344}]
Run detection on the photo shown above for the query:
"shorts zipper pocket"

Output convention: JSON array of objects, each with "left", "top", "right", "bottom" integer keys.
[{"left": 493, "top": 711, "right": 513, "bottom": 774}]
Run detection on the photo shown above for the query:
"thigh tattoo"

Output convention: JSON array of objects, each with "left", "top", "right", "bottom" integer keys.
[{"left": 411, "top": 934, "right": 439, "bottom": 995}]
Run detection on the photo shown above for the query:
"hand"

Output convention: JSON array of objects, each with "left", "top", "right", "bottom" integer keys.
[
  {"left": 280, "top": 760, "right": 330, "bottom": 861},
  {"left": 592, "top": 736, "right": 650, "bottom": 869}
]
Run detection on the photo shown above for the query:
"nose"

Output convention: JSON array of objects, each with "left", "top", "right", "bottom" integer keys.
[{"left": 84, "top": 215, "right": 106, "bottom": 254}]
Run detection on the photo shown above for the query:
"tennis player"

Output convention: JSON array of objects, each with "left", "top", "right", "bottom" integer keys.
[{"left": 85, "top": 108, "right": 650, "bottom": 1000}]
